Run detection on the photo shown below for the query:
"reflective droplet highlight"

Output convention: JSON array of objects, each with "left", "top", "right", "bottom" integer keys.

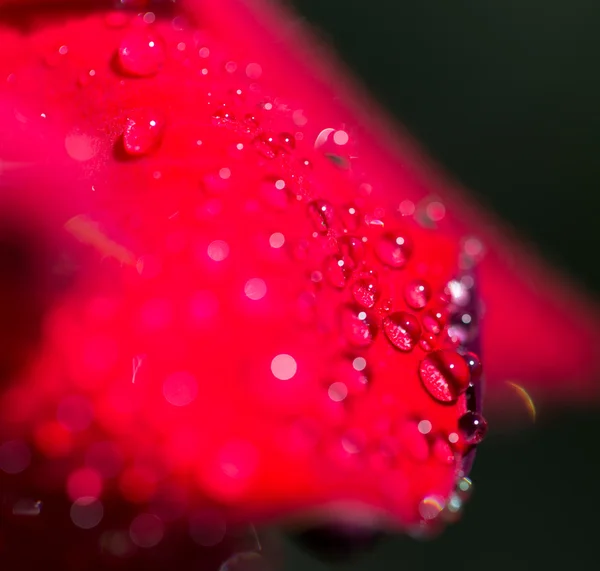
[
  {"left": 340, "top": 306, "right": 375, "bottom": 347},
  {"left": 383, "top": 312, "right": 421, "bottom": 352},
  {"left": 404, "top": 279, "right": 431, "bottom": 310},
  {"left": 122, "top": 111, "right": 164, "bottom": 156},
  {"left": 351, "top": 273, "right": 380, "bottom": 308},
  {"left": 418, "top": 350, "right": 471, "bottom": 403},
  {"left": 375, "top": 232, "right": 413, "bottom": 268},
  {"left": 459, "top": 412, "right": 488, "bottom": 445},
  {"left": 118, "top": 31, "right": 164, "bottom": 77}
]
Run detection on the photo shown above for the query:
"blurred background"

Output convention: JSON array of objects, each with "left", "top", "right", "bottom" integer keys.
[{"left": 277, "top": 0, "right": 600, "bottom": 569}]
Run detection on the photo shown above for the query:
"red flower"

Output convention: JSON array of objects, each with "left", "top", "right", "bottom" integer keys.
[{"left": 0, "top": 0, "right": 598, "bottom": 565}]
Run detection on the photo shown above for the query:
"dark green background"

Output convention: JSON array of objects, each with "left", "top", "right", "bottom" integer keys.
[{"left": 278, "top": 0, "right": 600, "bottom": 569}]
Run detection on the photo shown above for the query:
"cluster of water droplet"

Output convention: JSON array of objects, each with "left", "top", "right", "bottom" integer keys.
[{"left": 0, "top": 0, "right": 489, "bottom": 547}]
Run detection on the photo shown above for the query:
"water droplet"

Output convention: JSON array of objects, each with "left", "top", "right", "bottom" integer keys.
[
  {"left": 383, "top": 311, "right": 421, "bottom": 352},
  {"left": 462, "top": 351, "right": 482, "bottom": 381},
  {"left": 375, "top": 232, "right": 413, "bottom": 268},
  {"left": 278, "top": 132, "right": 295, "bottom": 152},
  {"left": 212, "top": 104, "right": 236, "bottom": 128},
  {"left": 324, "top": 255, "right": 350, "bottom": 288},
  {"left": 307, "top": 200, "right": 335, "bottom": 233},
  {"left": 351, "top": 273, "right": 380, "bottom": 308},
  {"left": 404, "top": 279, "right": 431, "bottom": 310},
  {"left": 418, "top": 350, "right": 471, "bottom": 403},
  {"left": 122, "top": 111, "right": 164, "bottom": 156},
  {"left": 338, "top": 236, "right": 364, "bottom": 270},
  {"left": 422, "top": 308, "right": 448, "bottom": 336},
  {"left": 117, "top": 31, "right": 164, "bottom": 77},
  {"left": 419, "top": 332, "right": 436, "bottom": 352},
  {"left": 340, "top": 305, "right": 376, "bottom": 347},
  {"left": 459, "top": 412, "right": 488, "bottom": 445},
  {"left": 252, "top": 133, "right": 280, "bottom": 159}
]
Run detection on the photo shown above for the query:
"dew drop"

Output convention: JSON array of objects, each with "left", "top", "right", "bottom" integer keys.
[
  {"left": 462, "top": 351, "right": 482, "bottom": 381},
  {"left": 252, "top": 133, "right": 280, "bottom": 159},
  {"left": 307, "top": 200, "right": 335, "bottom": 233},
  {"left": 278, "top": 132, "right": 295, "bottom": 152},
  {"left": 404, "top": 279, "right": 431, "bottom": 310},
  {"left": 212, "top": 104, "right": 236, "bottom": 128},
  {"left": 422, "top": 308, "right": 447, "bottom": 336},
  {"left": 324, "top": 255, "right": 350, "bottom": 289},
  {"left": 338, "top": 236, "right": 364, "bottom": 270},
  {"left": 340, "top": 305, "right": 375, "bottom": 347},
  {"left": 375, "top": 232, "right": 413, "bottom": 268},
  {"left": 122, "top": 111, "right": 164, "bottom": 156},
  {"left": 418, "top": 331, "right": 435, "bottom": 352},
  {"left": 418, "top": 350, "right": 471, "bottom": 403},
  {"left": 383, "top": 312, "right": 421, "bottom": 352},
  {"left": 351, "top": 273, "right": 380, "bottom": 309},
  {"left": 117, "top": 31, "right": 164, "bottom": 77},
  {"left": 458, "top": 412, "right": 488, "bottom": 445}
]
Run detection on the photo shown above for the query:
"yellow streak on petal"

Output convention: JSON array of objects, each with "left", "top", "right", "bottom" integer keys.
[
  {"left": 506, "top": 381, "right": 536, "bottom": 422},
  {"left": 64, "top": 215, "right": 135, "bottom": 266}
]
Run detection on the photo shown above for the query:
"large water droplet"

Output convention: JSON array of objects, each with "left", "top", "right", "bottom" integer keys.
[
  {"left": 383, "top": 312, "right": 421, "bottom": 352},
  {"left": 340, "top": 305, "right": 375, "bottom": 347},
  {"left": 418, "top": 350, "right": 471, "bottom": 403},
  {"left": 118, "top": 31, "right": 165, "bottom": 77},
  {"left": 404, "top": 279, "right": 431, "bottom": 310},
  {"left": 458, "top": 412, "right": 488, "bottom": 445},
  {"left": 308, "top": 200, "right": 335, "bottom": 234},
  {"left": 375, "top": 232, "right": 413, "bottom": 268},
  {"left": 351, "top": 272, "right": 379, "bottom": 309},
  {"left": 122, "top": 111, "right": 164, "bottom": 156}
]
